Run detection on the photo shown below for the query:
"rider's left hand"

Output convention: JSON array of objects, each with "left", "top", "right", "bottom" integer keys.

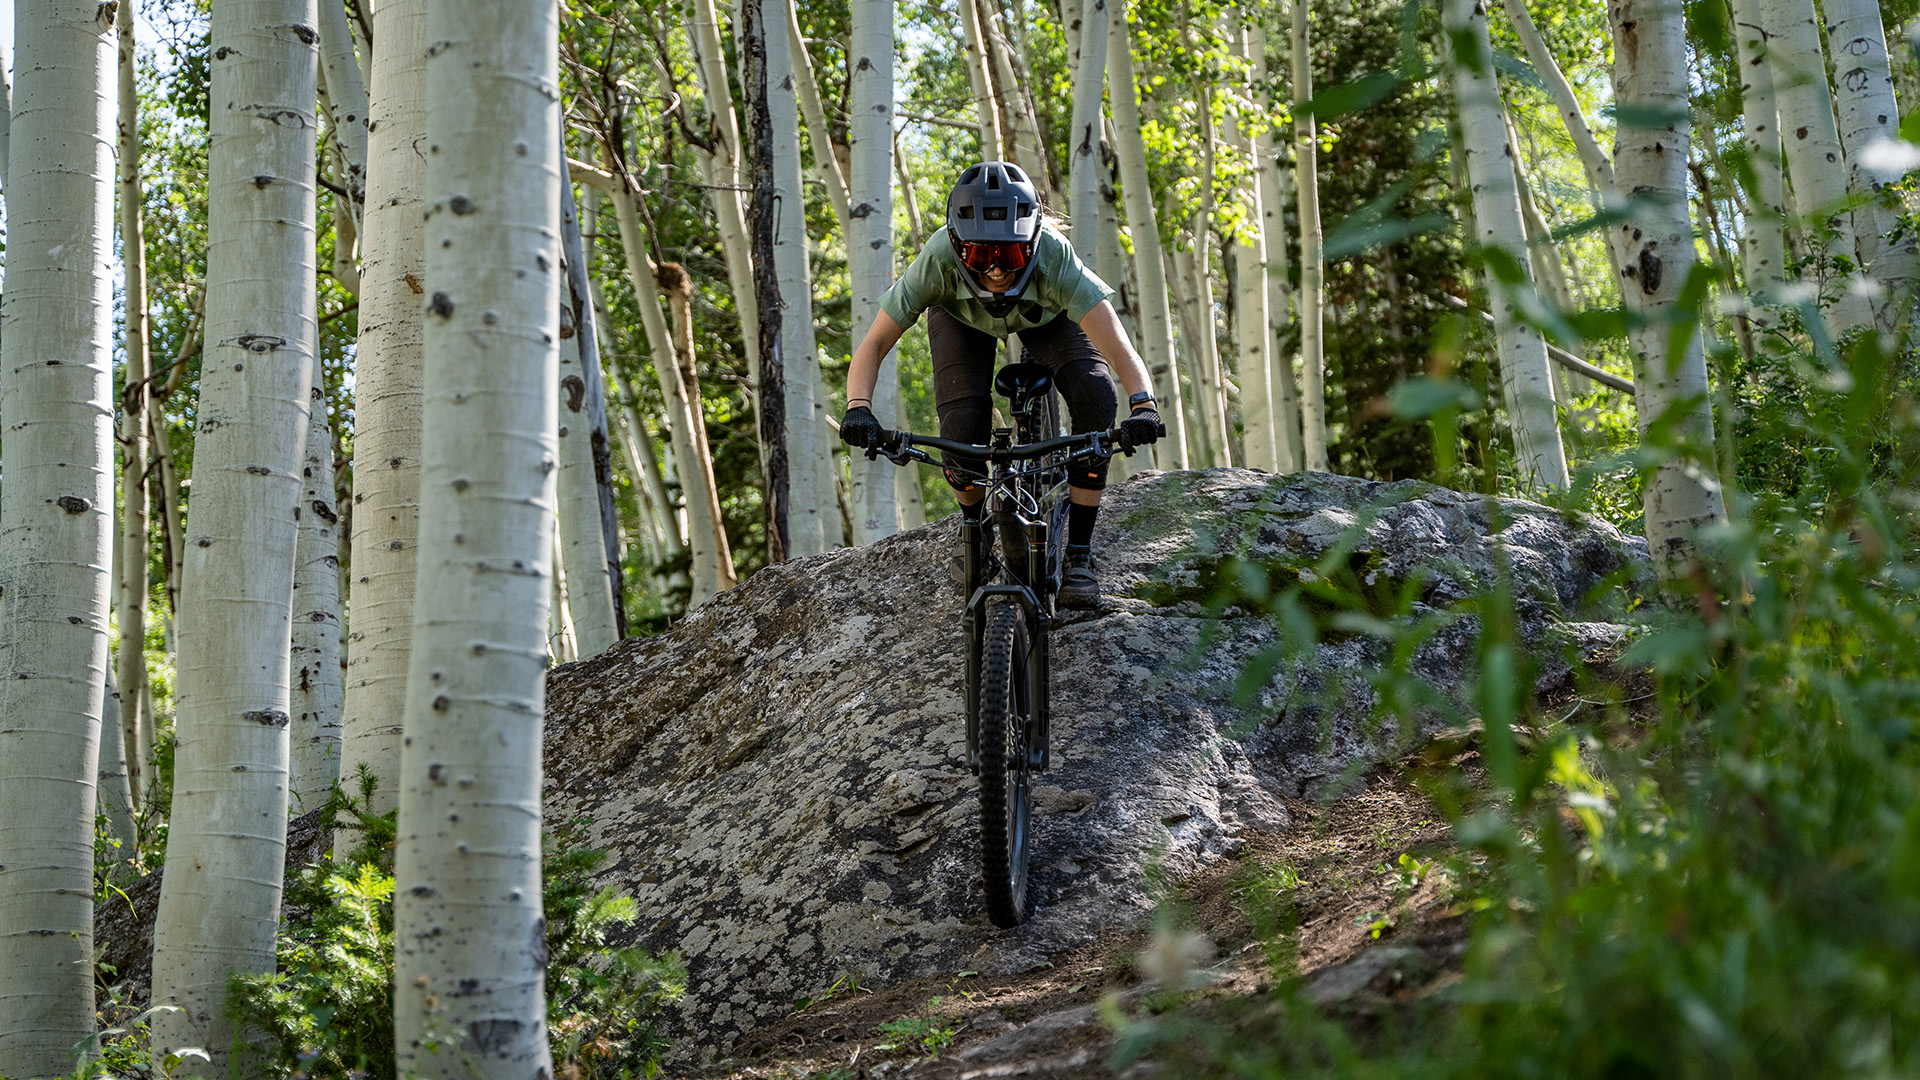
[{"left": 1120, "top": 405, "right": 1165, "bottom": 451}]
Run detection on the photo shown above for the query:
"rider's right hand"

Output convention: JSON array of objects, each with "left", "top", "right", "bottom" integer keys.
[{"left": 840, "top": 404, "right": 883, "bottom": 449}]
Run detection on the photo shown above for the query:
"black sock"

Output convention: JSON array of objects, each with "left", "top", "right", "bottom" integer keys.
[{"left": 1068, "top": 502, "right": 1098, "bottom": 549}]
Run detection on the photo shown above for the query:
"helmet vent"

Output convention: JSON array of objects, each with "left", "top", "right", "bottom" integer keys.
[
  {"left": 1008, "top": 165, "right": 1027, "bottom": 183},
  {"left": 959, "top": 205, "right": 974, "bottom": 218},
  {"left": 987, "top": 169, "right": 1002, "bottom": 189},
  {"left": 1018, "top": 203, "right": 1032, "bottom": 218},
  {"left": 962, "top": 166, "right": 982, "bottom": 184},
  {"left": 985, "top": 206, "right": 1007, "bottom": 220}
]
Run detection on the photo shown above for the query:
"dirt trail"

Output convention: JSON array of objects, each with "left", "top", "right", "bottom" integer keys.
[{"left": 690, "top": 766, "right": 1470, "bottom": 1079}]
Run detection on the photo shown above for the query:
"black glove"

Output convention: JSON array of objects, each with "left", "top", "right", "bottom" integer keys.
[
  {"left": 1119, "top": 405, "right": 1165, "bottom": 451},
  {"left": 840, "top": 404, "right": 883, "bottom": 449}
]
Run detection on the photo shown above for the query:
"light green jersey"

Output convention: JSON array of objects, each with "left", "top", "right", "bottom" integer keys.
[{"left": 878, "top": 222, "right": 1115, "bottom": 338}]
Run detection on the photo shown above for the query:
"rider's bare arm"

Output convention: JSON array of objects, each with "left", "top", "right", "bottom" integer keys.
[
  {"left": 847, "top": 309, "right": 906, "bottom": 411},
  {"left": 1078, "top": 300, "right": 1155, "bottom": 404}
]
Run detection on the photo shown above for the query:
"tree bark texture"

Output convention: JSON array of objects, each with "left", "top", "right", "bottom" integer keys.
[
  {"left": 1824, "top": 0, "right": 1916, "bottom": 320},
  {"left": 1068, "top": 0, "right": 1109, "bottom": 250},
  {"left": 0, "top": 0, "right": 117, "bottom": 1070},
  {"left": 787, "top": 0, "right": 852, "bottom": 235},
  {"left": 117, "top": 0, "right": 153, "bottom": 807},
  {"left": 1729, "top": 0, "right": 1788, "bottom": 309},
  {"left": 764, "top": 0, "right": 839, "bottom": 556},
  {"left": 1249, "top": 20, "right": 1302, "bottom": 471},
  {"left": 1446, "top": 0, "right": 1569, "bottom": 490},
  {"left": 560, "top": 167, "right": 627, "bottom": 638},
  {"left": 557, "top": 276, "right": 621, "bottom": 656},
  {"left": 1757, "top": 0, "right": 1876, "bottom": 333},
  {"left": 291, "top": 371, "right": 345, "bottom": 813},
  {"left": 392, "top": 0, "right": 560, "bottom": 1070},
  {"left": 849, "top": 0, "right": 901, "bottom": 543},
  {"left": 1225, "top": 18, "right": 1274, "bottom": 473},
  {"left": 960, "top": 0, "right": 1007, "bottom": 158},
  {"left": 1110, "top": 5, "right": 1189, "bottom": 469},
  {"left": 340, "top": 0, "right": 430, "bottom": 816},
  {"left": 150, "top": 0, "right": 318, "bottom": 1067},
  {"left": 1611, "top": 0, "right": 1728, "bottom": 568},
  {"left": 1292, "top": 0, "right": 1329, "bottom": 471},
  {"left": 317, "top": 0, "right": 369, "bottom": 231}
]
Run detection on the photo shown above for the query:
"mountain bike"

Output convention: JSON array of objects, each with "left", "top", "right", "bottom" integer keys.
[{"left": 866, "top": 363, "right": 1132, "bottom": 927}]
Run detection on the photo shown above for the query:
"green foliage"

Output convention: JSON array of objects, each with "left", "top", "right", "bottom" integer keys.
[
  {"left": 225, "top": 785, "right": 684, "bottom": 1080},
  {"left": 874, "top": 1015, "right": 957, "bottom": 1058},
  {"left": 1109, "top": 331, "right": 1920, "bottom": 1078}
]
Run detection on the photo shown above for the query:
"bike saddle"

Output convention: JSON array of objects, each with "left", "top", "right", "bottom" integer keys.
[{"left": 993, "top": 362, "right": 1052, "bottom": 412}]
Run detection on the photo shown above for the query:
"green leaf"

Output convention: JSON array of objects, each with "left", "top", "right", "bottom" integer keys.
[
  {"left": 1300, "top": 72, "right": 1403, "bottom": 121},
  {"left": 1389, "top": 377, "right": 1483, "bottom": 419}
]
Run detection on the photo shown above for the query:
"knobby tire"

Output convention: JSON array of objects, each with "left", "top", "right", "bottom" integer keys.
[{"left": 978, "top": 599, "right": 1033, "bottom": 927}]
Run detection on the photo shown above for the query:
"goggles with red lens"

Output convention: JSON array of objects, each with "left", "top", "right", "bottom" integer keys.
[{"left": 956, "top": 239, "right": 1032, "bottom": 275}]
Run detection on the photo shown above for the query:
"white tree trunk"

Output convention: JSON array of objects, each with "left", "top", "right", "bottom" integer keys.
[
  {"left": 316, "top": 0, "right": 368, "bottom": 231},
  {"left": 1729, "top": 0, "right": 1788, "bottom": 309},
  {"left": 980, "top": 0, "right": 1049, "bottom": 195},
  {"left": 339, "top": 0, "right": 429, "bottom": 815},
  {"left": 611, "top": 192, "right": 737, "bottom": 603},
  {"left": 0, "top": 0, "right": 116, "bottom": 1070},
  {"left": 685, "top": 0, "right": 765, "bottom": 436},
  {"left": 767, "top": 0, "right": 839, "bottom": 556},
  {"left": 1068, "top": 0, "right": 1109, "bottom": 246},
  {"left": 392, "top": 0, "right": 558, "bottom": 1067},
  {"left": 1225, "top": 17, "right": 1273, "bottom": 472},
  {"left": 786, "top": 0, "right": 851, "bottom": 235},
  {"left": 117, "top": 0, "right": 153, "bottom": 808},
  {"left": 557, "top": 305, "right": 620, "bottom": 654},
  {"left": 1758, "top": 0, "right": 1876, "bottom": 333},
  {"left": 98, "top": 667, "right": 137, "bottom": 863},
  {"left": 1292, "top": 0, "right": 1329, "bottom": 471},
  {"left": 149, "top": 0, "right": 317, "bottom": 1067},
  {"left": 960, "top": 0, "right": 1006, "bottom": 157},
  {"left": 1825, "top": 0, "right": 1917, "bottom": 316},
  {"left": 1446, "top": 0, "right": 1568, "bottom": 490},
  {"left": 1612, "top": 0, "right": 1727, "bottom": 569},
  {"left": 1110, "top": 5, "right": 1188, "bottom": 469},
  {"left": 849, "top": 0, "right": 901, "bottom": 543},
  {"left": 291, "top": 368, "right": 344, "bottom": 812},
  {"left": 1249, "top": 21, "right": 1302, "bottom": 472}
]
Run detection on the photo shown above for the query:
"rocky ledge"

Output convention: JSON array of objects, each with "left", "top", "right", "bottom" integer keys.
[{"left": 542, "top": 468, "right": 1649, "bottom": 1056}]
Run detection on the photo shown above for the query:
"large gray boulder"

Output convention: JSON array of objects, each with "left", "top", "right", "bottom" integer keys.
[{"left": 542, "top": 468, "right": 1647, "bottom": 1054}]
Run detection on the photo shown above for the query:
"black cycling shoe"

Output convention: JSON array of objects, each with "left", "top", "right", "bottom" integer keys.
[
  {"left": 1058, "top": 545, "right": 1100, "bottom": 609},
  {"left": 950, "top": 517, "right": 1000, "bottom": 589}
]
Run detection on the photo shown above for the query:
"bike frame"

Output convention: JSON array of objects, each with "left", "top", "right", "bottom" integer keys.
[{"left": 870, "top": 385, "right": 1127, "bottom": 776}]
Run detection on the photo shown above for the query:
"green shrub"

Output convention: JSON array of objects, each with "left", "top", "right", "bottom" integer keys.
[{"left": 227, "top": 782, "right": 683, "bottom": 1080}]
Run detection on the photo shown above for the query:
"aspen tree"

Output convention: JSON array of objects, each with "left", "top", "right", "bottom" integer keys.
[
  {"left": 317, "top": 0, "right": 368, "bottom": 231},
  {"left": 1824, "top": 0, "right": 1916, "bottom": 315},
  {"left": 558, "top": 171, "right": 625, "bottom": 647},
  {"left": 1068, "top": 0, "right": 1110, "bottom": 241},
  {"left": 1611, "top": 0, "right": 1727, "bottom": 567},
  {"left": 1758, "top": 0, "right": 1876, "bottom": 332},
  {"left": 150, "top": 0, "right": 318, "bottom": 1066},
  {"left": 98, "top": 669, "right": 138, "bottom": 864},
  {"left": 685, "top": 0, "right": 764, "bottom": 383},
  {"left": 557, "top": 292, "right": 620, "bottom": 656},
  {"left": 1729, "top": 0, "right": 1788, "bottom": 308},
  {"left": 0, "top": 0, "right": 117, "bottom": 1070},
  {"left": 765, "top": 0, "right": 839, "bottom": 556},
  {"left": 1111, "top": 4, "right": 1190, "bottom": 469},
  {"left": 982, "top": 0, "right": 1050, "bottom": 197},
  {"left": 960, "top": 0, "right": 1007, "bottom": 156},
  {"left": 1291, "top": 0, "right": 1330, "bottom": 471},
  {"left": 392, "top": 0, "right": 559, "bottom": 1066},
  {"left": 1249, "top": 20, "right": 1303, "bottom": 471},
  {"left": 292, "top": 370, "right": 344, "bottom": 811},
  {"left": 787, "top": 0, "right": 852, "bottom": 235},
  {"left": 1225, "top": 17, "right": 1275, "bottom": 472},
  {"left": 850, "top": 0, "right": 902, "bottom": 543},
  {"left": 341, "top": 0, "right": 430, "bottom": 814},
  {"left": 117, "top": 0, "right": 153, "bottom": 804},
  {"left": 1446, "top": 0, "right": 1569, "bottom": 490}
]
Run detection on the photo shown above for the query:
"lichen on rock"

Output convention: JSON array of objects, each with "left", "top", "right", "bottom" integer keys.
[{"left": 542, "top": 467, "right": 1649, "bottom": 1055}]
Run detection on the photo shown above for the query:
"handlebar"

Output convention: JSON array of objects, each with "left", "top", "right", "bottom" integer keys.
[{"left": 865, "top": 427, "right": 1131, "bottom": 467}]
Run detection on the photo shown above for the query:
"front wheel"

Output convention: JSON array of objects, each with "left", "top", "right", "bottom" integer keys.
[{"left": 977, "top": 598, "right": 1034, "bottom": 927}]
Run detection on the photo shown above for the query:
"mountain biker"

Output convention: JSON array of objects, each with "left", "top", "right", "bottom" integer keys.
[{"left": 839, "top": 160, "right": 1166, "bottom": 609}]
